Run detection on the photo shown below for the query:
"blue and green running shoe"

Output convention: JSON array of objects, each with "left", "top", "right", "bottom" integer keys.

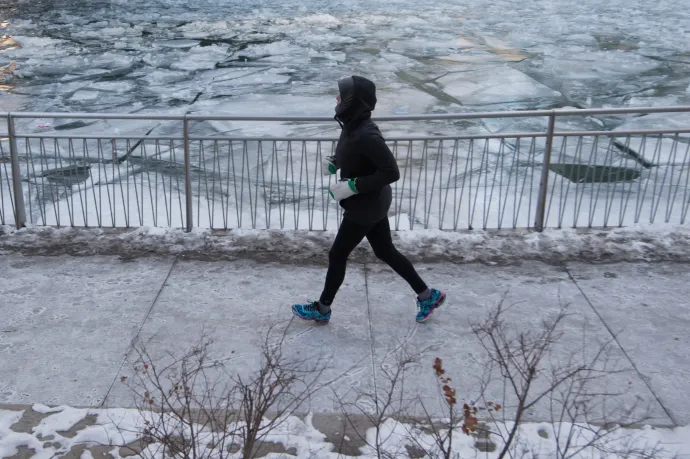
[
  {"left": 416, "top": 289, "right": 446, "bottom": 323},
  {"left": 292, "top": 301, "right": 331, "bottom": 325}
]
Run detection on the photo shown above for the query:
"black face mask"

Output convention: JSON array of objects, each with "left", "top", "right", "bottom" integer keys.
[{"left": 335, "top": 76, "right": 355, "bottom": 122}]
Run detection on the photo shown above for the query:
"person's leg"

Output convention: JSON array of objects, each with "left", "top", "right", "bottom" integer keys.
[
  {"left": 318, "top": 218, "right": 370, "bottom": 310},
  {"left": 366, "top": 218, "right": 446, "bottom": 322},
  {"left": 293, "top": 218, "right": 369, "bottom": 324},
  {"left": 365, "top": 218, "right": 428, "bottom": 295}
]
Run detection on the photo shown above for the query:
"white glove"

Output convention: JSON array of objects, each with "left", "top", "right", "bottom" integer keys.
[
  {"left": 323, "top": 155, "right": 337, "bottom": 175},
  {"left": 329, "top": 179, "right": 358, "bottom": 201}
]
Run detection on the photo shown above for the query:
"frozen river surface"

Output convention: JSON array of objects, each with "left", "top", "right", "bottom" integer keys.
[{"left": 1, "top": 0, "right": 689, "bottom": 125}]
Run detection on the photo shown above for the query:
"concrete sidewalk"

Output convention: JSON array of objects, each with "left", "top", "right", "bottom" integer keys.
[{"left": 1, "top": 253, "right": 689, "bottom": 429}]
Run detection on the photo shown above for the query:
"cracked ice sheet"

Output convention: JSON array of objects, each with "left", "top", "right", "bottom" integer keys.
[
  {"left": 436, "top": 66, "right": 562, "bottom": 107},
  {"left": 192, "top": 94, "right": 336, "bottom": 137},
  {"left": 169, "top": 44, "right": 229, "bottom": 72},
  {"left": 4, "top": 0, "right": 690, "bottom": 120},
  {"left": 374, "top": 85, "right": 442, "bottom": 118}
]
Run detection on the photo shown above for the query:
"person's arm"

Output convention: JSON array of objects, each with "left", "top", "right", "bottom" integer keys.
[
  {"left": 324, "top": 132, "right": 345, "bottom": 175},
  {"left": 353, "top": 133, "right": 400, "bottom": 194}
]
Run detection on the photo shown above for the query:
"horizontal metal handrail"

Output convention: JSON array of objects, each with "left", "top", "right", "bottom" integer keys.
[
  {"left": 16, "top": 135, "right": 186, "bottom": 141},
  {"left": 13, "top": 128, "right": 690, "bottom": 142},
  {"left": 3, "top": 105, "right": 690, "bottom": 122}
]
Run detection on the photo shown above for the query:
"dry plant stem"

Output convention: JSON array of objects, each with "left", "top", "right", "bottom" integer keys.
[
  {"left": 333, "top": 343, "right": 427, "bottom": 459},
  {"left": 470, "top": 295, "right": 658, "bottom": 459},
  {"left": 112, "top": 300, "right": 664, "bottom": 459},
  {"left": 119, "top": 323, "right": 333, "bottom": 459}
]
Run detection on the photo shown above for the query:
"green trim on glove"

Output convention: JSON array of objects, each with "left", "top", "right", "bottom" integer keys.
[
  {"left": 348, "top": 178, "right": 358, "bottom": 193},
  {"left": 323, "top": 155, "right": 338, "bottom": 176},
  {"left": 329, "top": 178, "right": 358, "bottom": 201}
]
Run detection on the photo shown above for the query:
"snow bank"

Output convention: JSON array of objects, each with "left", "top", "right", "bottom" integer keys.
[
  {"left": 0, "top": 406, "right": 688, "bottom": 458},
  {"left": 1, "top": 225, "right": 689, "bottom": 264}
]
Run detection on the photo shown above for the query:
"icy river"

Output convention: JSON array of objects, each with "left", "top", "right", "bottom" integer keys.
[{"left": 2, "top": 0, "right": 689, "bottom": 121}]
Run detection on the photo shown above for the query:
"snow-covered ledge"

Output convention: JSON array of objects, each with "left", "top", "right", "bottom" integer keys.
[{"left": 2, "top": 225, "right": 689, "bottom": 264}]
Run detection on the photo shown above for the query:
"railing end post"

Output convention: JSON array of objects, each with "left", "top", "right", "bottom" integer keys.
[
  {"left": 534, "top": 111, "right": 557, "bottom": 232},
  {"left": 183, "top": 115, "right": 193, "bottom": 233},
  {"left": 7, "top": 113, "right": 27, "bottom": 229}
]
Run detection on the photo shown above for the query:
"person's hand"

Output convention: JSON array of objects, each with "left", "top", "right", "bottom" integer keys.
[
  {"left": 323, "top": 155, "right": 337, "bottom": 175},
  {"left": 329, "top": 179, "right": 358, "bottom": 201}
]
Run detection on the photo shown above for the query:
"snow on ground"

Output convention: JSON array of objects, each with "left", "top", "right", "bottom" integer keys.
[
  {"left": 2, "top": 224, "right": 690, "bottom": 265},
  {"left": 0, "top": 405, "right": 688, "bottom": 458}
]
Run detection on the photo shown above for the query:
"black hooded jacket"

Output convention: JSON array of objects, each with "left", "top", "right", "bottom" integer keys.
[{"left": 333, "top": 76, "right": 400, "bottom": 225}]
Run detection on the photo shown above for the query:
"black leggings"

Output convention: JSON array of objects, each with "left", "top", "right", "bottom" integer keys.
[{"left": 319, "top": 217, "right": 428, "bottom": 305}]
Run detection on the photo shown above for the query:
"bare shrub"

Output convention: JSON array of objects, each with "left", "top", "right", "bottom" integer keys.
[{"left": 116, "top": 324, "right": 329, "bottom": 458}]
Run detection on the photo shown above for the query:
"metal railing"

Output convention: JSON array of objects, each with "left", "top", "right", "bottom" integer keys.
[{"left": 1, "top": 106, "right": 689, "bottom": 232}]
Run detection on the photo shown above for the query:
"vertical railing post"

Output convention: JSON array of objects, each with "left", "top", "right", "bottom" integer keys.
[
  {"left": 534, "top": 111, "right": 556, "bottom": 232},
  {"left": 183, "top": 115, "right": 193, "bottom": 232},
  {"left": 7, "top": 114, "right": 27, "bottom": 229}
]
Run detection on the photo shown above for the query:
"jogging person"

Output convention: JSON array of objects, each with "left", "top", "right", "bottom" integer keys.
[{"left": 292, "top": 75, "right": 446, "bottom": 325}]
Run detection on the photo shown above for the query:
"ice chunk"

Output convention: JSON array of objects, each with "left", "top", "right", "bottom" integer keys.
[
  {"left": 539, "top": 51, "right": 660, "bottom": 80},
  {"left": 307, "top": 49, "right": 346, "bottom": 63},
  {"left": 170, "top": 44, "right": 229, "bottom": 71},
  {"left": 436, "top": 34, "right": 530, "bottom": 64},
  {"left": 234, "top": 41, "right": 302, "bottom": 60},
  {"left": 295, "top": 14, "right": 341, "bottom": 27},
  {"left": 387, "top": 38, "right": 458, "bottom": 57},
  {"left": 6, "top": 36, "right": 68, "bottom": 56},
  {"left": 379, "top": 52, "right": 418, "bottom": 68},
  {"left": 146, "top": 69, "right": 189, "bottom": 85},
  {"left": 210, "top": 68, "right": 291, "bottom": 89},
  {"left": 12, "top": 80, "right": 86, "bottom": 96},
  {"left": 92, "top": 53, "right": 136, "bottom": 72},
  {"left": 375, "top": 85, "right": 439, "bottom": 116},
  {"left": 70, "top": 90, "right": 99, "bottom": 101},
  {"left": 144, "top": 81, "right": 201, "bottom": 103},
  {"left": 0, "top": 92, "right": 27, "bottom": 111},
  {"left": 19, "top": 53, "right": 136, "bottom": 80},
  {"left": 154, "top": 39, "right": 200, "bottom": 50},
  {"left": 301, "top": 32, "right": 356, "bottom": 46},
  {"left": 57, "top": 69, "right": 116, "bottom": 82},
  {"left": 615, "top": 112, "right": 690, "bottom": 134},
  {"left": 176, "top": 20, "right": 233, "bottom": 40},
  {"left": 481, "top": 36, "right": 513, "bottom": 50},
  {"left": 437, "top": 66, "right": 562, "bottom": 106},
  {"left": 191, "top": 94, "right": 333, "bottom": 137},
  {"left": 88, "top": 81, "right": 136, "bottom": 93},
  {"left": 100, "top": 27, "right": 128, "bottom": 37},
  {"left": 1, "top": 37, "right": 21, "bottom": 52}
]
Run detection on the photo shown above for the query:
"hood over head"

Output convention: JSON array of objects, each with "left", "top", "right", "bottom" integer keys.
[{"left": 335, "top": 75, "right": 377, "bottom": 127}]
